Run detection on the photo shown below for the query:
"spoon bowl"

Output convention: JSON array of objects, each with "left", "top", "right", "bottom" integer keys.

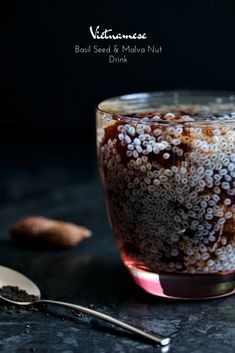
[
  {"left": 0, "top": 265, "right": 41, "bottom": 304},
  {"left": 0, "top": 265, "right": 171, "bottom": 346}
]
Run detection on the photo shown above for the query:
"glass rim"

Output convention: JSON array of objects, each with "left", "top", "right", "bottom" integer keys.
[{"left": 96, "top": 90, "right": 235, "bottom": 126}]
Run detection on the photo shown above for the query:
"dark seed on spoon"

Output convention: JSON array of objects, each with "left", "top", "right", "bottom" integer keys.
[{"left": 0, "top": 285, "right": 38, "bottom": 302}]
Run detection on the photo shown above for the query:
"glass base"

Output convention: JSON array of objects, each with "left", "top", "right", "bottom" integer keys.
[{"left": 128, "top": 265, "right": 235, "bottom": 300}]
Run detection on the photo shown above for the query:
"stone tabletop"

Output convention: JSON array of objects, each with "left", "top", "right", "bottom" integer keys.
[{"left": 0, "top": 142, "right": 234, "bottom": 353}]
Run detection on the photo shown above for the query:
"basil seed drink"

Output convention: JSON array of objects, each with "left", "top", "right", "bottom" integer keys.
[{"left": 97, "top": 92, "right": 235, "bottom": 299}]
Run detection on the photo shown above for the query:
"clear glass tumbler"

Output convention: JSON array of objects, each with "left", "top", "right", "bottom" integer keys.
[{"left": 96, "top": 91, "right": 235, "bottom": 299}]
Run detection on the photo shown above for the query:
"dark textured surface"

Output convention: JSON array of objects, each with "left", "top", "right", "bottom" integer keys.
[{"left": 0, "top": 143, "right": 235, "bottom": 353}]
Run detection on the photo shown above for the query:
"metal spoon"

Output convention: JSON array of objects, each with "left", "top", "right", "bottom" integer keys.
[{"left": 0, "top": 265, "right": 170, "bottom": 346}]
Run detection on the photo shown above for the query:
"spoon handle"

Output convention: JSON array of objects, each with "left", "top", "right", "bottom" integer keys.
[{"left": 38, "top": 299, "right": 170, "bottom": 346}]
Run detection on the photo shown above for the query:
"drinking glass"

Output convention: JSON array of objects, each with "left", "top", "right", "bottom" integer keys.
[{"left": 96, "top": 91, "right": 235, "bottom": 299}]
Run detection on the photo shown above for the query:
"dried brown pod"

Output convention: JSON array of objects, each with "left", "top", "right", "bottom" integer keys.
[{"left": 11, "top": 216, "right": 92, "bottom": 248}]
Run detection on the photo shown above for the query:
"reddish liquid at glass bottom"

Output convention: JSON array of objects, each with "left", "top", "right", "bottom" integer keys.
[{"left": 122, "top": 255, "right": 235, "bottom": 299}]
